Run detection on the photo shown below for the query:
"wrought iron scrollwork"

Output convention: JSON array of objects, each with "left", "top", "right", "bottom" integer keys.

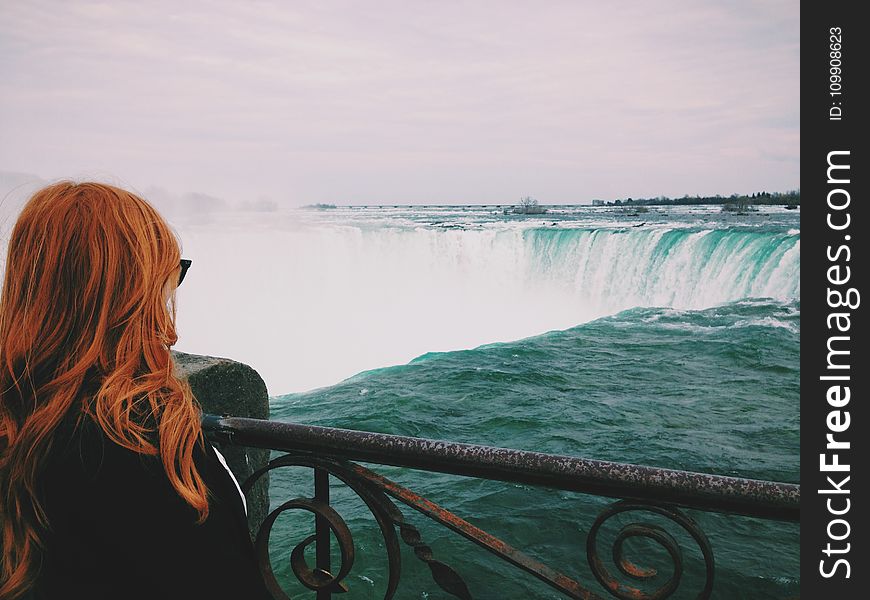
[
  {"left": 255, "top": 497, "right": 355, "bottom": 598},
  {"left": 242, "top": 454, "right": 471, "bottom": 600},
  {"left": 202, "top": 414, "right": 799, "bottom": 600},
  {"left": 586, "top": 500, "right": 714, "bottom": 600},
  {"left": 243, "top": 454, "right": 716, "bottom": 600}
]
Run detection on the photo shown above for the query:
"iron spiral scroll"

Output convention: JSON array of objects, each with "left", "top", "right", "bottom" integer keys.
[
  {"left": 241, "top": 452, "right": 718, "bottom": 600},
  {"left": 242, "top": 454, "right": 472, "bottom": 600},
  {"left": 586, "top": 501, "right": 715, "bottom": 600}
]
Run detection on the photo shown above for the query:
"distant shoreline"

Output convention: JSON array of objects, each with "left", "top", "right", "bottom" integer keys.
[
  {"left": 590, "top": 190, "right": 799, "bottom": 208},
  {"left": 301, "top": 190, "right": 801, "bottom": 209}
]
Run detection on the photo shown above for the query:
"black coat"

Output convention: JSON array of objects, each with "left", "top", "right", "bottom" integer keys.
[{"left": 32, "top": 417, "right": 274, "bottom": 600}]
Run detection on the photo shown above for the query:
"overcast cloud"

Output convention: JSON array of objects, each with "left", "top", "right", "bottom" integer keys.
[{"left": 0, "top": 1, "right": 799, "bottom": 205}]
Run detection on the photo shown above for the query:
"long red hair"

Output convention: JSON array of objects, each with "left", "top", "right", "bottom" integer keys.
[{"left": 0, "top": 182, "right": 209, "bottom": 599}]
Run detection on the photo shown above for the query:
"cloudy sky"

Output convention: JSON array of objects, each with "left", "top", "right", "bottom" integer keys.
[{"left": 1, "top": 1, "right": 799, "bottom": 206}]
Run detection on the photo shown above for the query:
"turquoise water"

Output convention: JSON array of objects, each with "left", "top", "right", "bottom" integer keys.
[{"left": 261, "top": 207, "right": 800, "bottom": 599}]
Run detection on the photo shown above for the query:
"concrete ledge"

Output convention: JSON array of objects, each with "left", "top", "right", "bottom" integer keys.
[{"left": 173, "top": 350, "right": 270, "bottom": 538}]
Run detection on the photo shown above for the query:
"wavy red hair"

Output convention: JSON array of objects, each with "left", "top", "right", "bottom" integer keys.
[{"left": 0, "top": 182, "right": 208, "bottom": 599}]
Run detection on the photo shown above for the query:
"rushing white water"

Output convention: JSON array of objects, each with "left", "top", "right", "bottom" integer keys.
[{"left": 171, "top": 208, "right": 800, "bottom": 395}]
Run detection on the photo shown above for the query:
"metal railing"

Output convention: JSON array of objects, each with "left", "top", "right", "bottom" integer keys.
[{"left": 202, "top": 414, "right": 800, "bottom": 600}]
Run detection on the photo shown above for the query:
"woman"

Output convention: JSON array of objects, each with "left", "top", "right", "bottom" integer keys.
[{"left": 0, "top": 182, "right": 272, "bottom": 599}]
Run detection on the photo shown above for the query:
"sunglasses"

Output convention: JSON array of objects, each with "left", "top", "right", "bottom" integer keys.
[{"left": 178, "top": 259, "right": 192, "bottom": 286}]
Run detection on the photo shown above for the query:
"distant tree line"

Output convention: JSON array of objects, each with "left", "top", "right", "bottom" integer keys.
[{"left": 593, "top": 189, "right": 800, "bottom": 207}]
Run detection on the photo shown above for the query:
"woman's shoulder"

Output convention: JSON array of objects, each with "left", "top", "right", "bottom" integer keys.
[
  {"left": 44, "top": 411, "right": 250, "bottom": 528},
  {"left": 37, "top": 415, "right": 272, "bottom": 600},
  {"left": 47, "top": 413, "right": 163, "bottom": 483},
  {"left": 42, "top": 412, "right": 204, "bottom": 534},
  {"left": 45, "top": 413, "right": 242, "bottom": 518}
]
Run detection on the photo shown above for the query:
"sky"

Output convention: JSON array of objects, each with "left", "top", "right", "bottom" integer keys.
[{"left": 1, "top": 1, "right": 799, "bottom": 206}]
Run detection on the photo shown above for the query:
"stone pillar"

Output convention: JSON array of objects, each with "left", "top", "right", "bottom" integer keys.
[{"left": 173, "top": 351, "right": 270, "bottom": 538}]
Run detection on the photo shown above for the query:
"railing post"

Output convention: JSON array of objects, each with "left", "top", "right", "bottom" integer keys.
[{"left": 315, "top": 467, "right": 331, "bottom": 600}]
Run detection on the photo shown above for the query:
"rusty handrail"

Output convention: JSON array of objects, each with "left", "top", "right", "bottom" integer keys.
[{"left": 202, "top": 414, "right": 799, "bottom": 522}]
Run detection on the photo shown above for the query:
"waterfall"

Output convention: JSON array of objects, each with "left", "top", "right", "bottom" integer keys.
[{"left": 174, "top": 220, "right": 800, "bottom": 394}]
